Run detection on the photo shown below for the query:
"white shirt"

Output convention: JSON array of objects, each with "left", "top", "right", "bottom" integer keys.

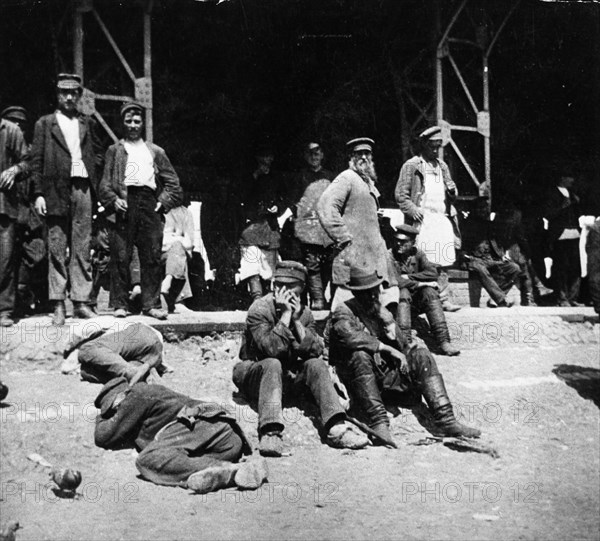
[
  {"left": 56, "top": 111, "right": 89, "bottom": 178},
  {"left": 555, "top": 186, "right": 580, "bottom": 240},
  {"left": 422, "top": 161, "right": 446, "bottom": 214},
  {"left": 123, "top": 139, "right": 156, "bottom": 190}
]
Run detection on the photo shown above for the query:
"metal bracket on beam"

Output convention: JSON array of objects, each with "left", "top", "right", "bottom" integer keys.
[
  {"left": 477, "top": 111, "right": 490, "bottom": 137},
  {"left": 135, "top": 77, "right": 153, "bottom": 108}
]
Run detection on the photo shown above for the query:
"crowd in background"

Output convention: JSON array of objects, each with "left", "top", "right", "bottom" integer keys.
[{"left": 1, "top": 73, "right": 600, "bottom": 332}]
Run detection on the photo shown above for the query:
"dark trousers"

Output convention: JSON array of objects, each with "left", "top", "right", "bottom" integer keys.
[
  {"left": 553, "top": 238, "right": 581, "bottom": 303},
  {"left": 47, "top": 178, "right": 93, "bottom": 302},
  {"left": 468, "top": 257, "right": 520, "bottom": 304},
  {"left": 335, "top": 346, "right": 440, "bottom": 426},
  {"left": 232, "top": 357, "right": 345, "bottom": 434},
  {"left": 78, "top": 322, "right": 163, "bottom": 384},
  {"left": 16, "top": 223, "right": 48, "bottom": 309},
  {"left": 136, "top": 418, "right": 244, "bottom": 487},
  {"left": 302, "top": 244, "right": 333, "bottom": 287},
  {"left": 0, "top": 216, "right": 16, "bottom": 315},
  {"left": 398, "top": 286, "right": 450, "bottom": 345},
  {"left": 110, "top": 188, "right": 164, "bottom": 312}
]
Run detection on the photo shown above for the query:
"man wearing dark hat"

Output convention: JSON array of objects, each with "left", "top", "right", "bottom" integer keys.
[
  {"left": 2, "top": 106, "right": 48, "bottom": 318},
  {"left": 317, "top": 137, "right": 392, "bottom": 310},
  {"left": 386, "top": 224, "right": 460, "bottom": 356},
  {"left": 233, "top": 260, "right": 368, "bottom": 457},
  {"left": 0, "top": 105, "right": 30, "bottom": 326},
  {"left": 30, "top": 73, "right": 104, "bottom": 325},
  {"left": 291, "top": 142, "right": 335, "bottom": 309},
  {"left": 94, "top": 377, "right": 268, "bottom": 494},
  {"left": 99, "top": 101, "right": 183, "bottom": 320},
  {"left": 328, "top": 267, "right": 480, "bottom": 444},
  {"left": 395, "top": 126, "right": 462, "bottom": 313}
]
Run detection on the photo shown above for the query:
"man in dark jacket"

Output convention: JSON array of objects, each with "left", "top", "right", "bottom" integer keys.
[
  {"left": 543, "top": 173, "right": 582, "bottom": 307},
  {"left": 0, "top": 110, "right": 30, "bottom": 327},
  {"left": 292, "top": 142, "right": 335, "bottom": 309},
  {"left": 462, "top": 197, "right": 520, "bottom": 307},
  {"left": 329, "top": 267, "right": 480, "bottom": 445},
  {"left": 31, "top": 74, "right": 105, "bottom": 325},
  {"left": 233, "top": 260, "right": 368, "bottom": 457},
  {"left": 587, "top": 218, "right": 600, "bottom": 315},
  {"left": 386, "top": 225, "right": 459, "bottom": 356},
  {"left": 94, "top": 377, "right": 268, "bottom": 494},
  {"left": 99, "top": 102, "right": 183, "bottom": 320}
]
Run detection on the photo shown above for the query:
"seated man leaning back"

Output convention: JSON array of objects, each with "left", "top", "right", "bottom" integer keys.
[
  {"left": 328, "top": 266, "right": 481, "bottom": 445},
  {"left": 233, "top": 260, "right": 368, "bottom": 457}
]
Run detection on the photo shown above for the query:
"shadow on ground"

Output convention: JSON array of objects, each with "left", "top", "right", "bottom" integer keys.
[{"left": 553, "top": 364, "right": 600, "bottom": 408}]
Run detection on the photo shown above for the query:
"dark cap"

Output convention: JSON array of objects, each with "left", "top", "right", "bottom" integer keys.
[
  {"left": 56, "top": 73, "right": 83, "bottom": 92},
  {"left": 393, "top": 224, "right": 419, "bottom": 239},
  {"left": 346, "top": 137, "right": 375, "bottom": 153},
  {"left": 273, "top": 260, "right": 307, "bottom": 284},
  {"left": 94, "top": 377, "right": 129, "bottom": 416},
  {"left": 346, "top": 267, "right": 383, "bottom": 291},
  {"left": 1, "top": 106, "right": 27, "bottom": 123},
  {"left": 419, "top": 126, "right": 443, "bottom": 141},
  {"left": 120, "top": 101, "right": 144, "bottom": 118}
]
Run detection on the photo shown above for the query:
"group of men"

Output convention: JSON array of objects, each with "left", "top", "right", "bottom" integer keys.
[{"left": 0, "top": 73, "right": 184, "bottom": 329}]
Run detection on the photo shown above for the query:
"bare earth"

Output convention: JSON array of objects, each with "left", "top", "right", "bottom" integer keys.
[{"left": 1, "top": 317, "right": 599, "bottom": 541}]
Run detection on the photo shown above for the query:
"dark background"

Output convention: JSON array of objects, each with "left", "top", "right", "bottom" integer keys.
[{"left": 1, "top": 0, "right": 599, "bottom": 306}]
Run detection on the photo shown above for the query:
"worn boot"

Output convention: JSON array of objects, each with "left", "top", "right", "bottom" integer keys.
[
  {"left": 519, "top": 275, "right": 537, "bottom": 307},
  {"left": 420, "top": 374, "right": 481, "bottom": 438},
  {"left": 73, "top": 302, "right": 95, "bottom": 319},
  {"left": 395, "top": 301, "right": 412, "bottom": 349},
  {"left": 187, "top": 459, "right": 268, "bottom": 494},
  {"left": 246, "top": 275, "right": 263, "bottom": 302},
  {"left": 347, "top": 372, "right": 390, "bottom": 437},
  {"left": 424, "top": 297, "right": 460, "bottom": 356},
  {"left": 438, "top": 274, "right": 461, "bottom": 312},
  {"left": 52, "top": 300, "right": 66, "bottom": 326},
  {"left": 307, "top": 272, "right": 327, "bottom": 310}
]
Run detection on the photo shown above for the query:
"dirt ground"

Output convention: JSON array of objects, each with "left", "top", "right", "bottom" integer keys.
[{"left": 1, "top": 319, "right": 599, "bottom": 541}]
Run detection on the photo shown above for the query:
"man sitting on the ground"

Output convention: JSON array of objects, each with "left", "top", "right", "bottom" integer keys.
[
  {"left": 328, "top": 267, "right": 480, "bottom": 445},
  {"left": 94, "top": 377, "right": 268, "bottom": 494},
  {"left": 232, "top": 260, "right": 368, "bottom": 457},
  {"left": 386, "top": 224, "right": 460, "bottom": 356},
  {"left": 462, "top": 196, "right": 520, "bottom": 308}
]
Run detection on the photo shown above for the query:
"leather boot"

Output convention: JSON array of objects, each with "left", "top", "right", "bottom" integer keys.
[
  {"left": 395, "top": 301, "right": 412, "bottom": 349},
  {"left": 246, "top": 275, "right": 263, "bottom": 302},
  {"left": 424, "top": 298, "right": 460, "bottom": 356},
  {"left": 347, "top": 372, "right": 389, "bottom": 431},
  {"left": 52, "top": 301, "right": 66, "bottom": 326},
  {"left": 520, "top": 276, "right": 536, "bottom": 306},
  {"left": 307, "top": 272, "right": 327, "bottom": 310},
  {"left": 420, "top": 374, "right": 481, "bottom": 438},
  {"left": 73, "top": 302, "right": 95, "bottom": 319},
  {"left": 438, "top": 275, "right": 461, "bottom": 312}
]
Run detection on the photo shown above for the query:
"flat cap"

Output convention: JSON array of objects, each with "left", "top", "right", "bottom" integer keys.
[
  {"left": 56, "top": 73, "right": 82, "bottom": 91},
  {"left": 1, "top": 106, "right": 27, "bottom": 123},
  {"left": 273, "top": 260, "right": 307, "bottom": 283},
  {"left": 94, "top": 376, "right": 129, "bottom": 416},
  {"left": 346, "top": 137, "right": 375, "bottom": 153},
  {"left": 120, "top": 101, "right": 144, "bottom": 118},
  {"left": 306, "top": 142, "right": 321, "bottom": 152},
  {"left": 419, "top": 126, "right": 443, "bottom": 141},
  {"left": 393, "top": 224, "right": 419, "bottom": 238}
]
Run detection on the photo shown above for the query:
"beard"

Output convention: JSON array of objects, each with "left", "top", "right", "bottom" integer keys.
[
  {"left": 350, "top": 156, "right": 378, "bottom": 183},
  {"left": 364, "top": 298, "right": 382, "bottom": 316}
]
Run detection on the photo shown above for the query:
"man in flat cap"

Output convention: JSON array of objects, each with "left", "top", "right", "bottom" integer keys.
[
  {"left": 395, "top": 126, "right": 462, "bottom": 313},
  {"left": 99, "top": 101, "right": 183, "bottom": 320},
  {"left": 233, "top": 260, "right": 368, "bottom": 457},
  {"left": 94, "top": 376, "right": 268, "bottom": 494},
  {"left": 30, "top": 73, "right": 105, "bottom": 325},
  {"left": 317, "top": 137, "right": 394, "bottom": 311},
  {"left": 0, "top": 105, "right": 30, "bottom": 326},
  {"left": 385, "top": 224, "right": 459, "bottom": 355},
  {"left": 2, "top": 106, "right": 48, "bottom": 319},
  {"left": 291, "top": 141, "right": 335, "bottom": 310},
  {"left": 328, "top": 266, "right": 480, "bottom": 445}
]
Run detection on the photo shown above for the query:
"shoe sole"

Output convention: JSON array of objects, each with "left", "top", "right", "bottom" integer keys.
[
  {"left": 187, "top": 466, "right": 236, "bottom": 494},
  {"left": 235, "top": 460, "right": 268, "bottom": 490}
]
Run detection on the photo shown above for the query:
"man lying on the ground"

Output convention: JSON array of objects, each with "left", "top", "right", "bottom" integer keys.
[
  {"left": 328, "top": 266, "right": 481, "bottom": 445},
  {"left": 62, "top": 320, "right": 171, "bottom": 384},
  {"left": 233, "top": 260, "right": 368, "bottom": 457},
  {"left": 94, "top": 377, "right": 268, "bottom": 494}
]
